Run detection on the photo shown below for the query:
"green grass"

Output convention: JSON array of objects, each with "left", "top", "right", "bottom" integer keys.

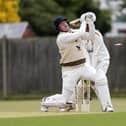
[
  {"left": 0, "top": 97, "right": 126, "bottom": 112},
  {"left": 0, "top": 98, "right": 126, "bottom": 126},
  {"left": 0, "top": 112, "right": 126, "bottom": 126},
  {"left": 0, "top": 100, "right": 40, "bottom": 112}
]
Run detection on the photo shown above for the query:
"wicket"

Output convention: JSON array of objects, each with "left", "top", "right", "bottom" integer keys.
[{"left": 75, "top": 80, "right": 90, "bottom": 112}]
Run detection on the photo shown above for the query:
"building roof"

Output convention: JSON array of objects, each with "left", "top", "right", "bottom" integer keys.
[{"left": 0, "top": 22, "right": 29, "bottom": 38}]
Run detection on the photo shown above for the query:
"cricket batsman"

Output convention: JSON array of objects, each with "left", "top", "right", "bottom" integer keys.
[{"left": 40, "top": 12, "right": 114, "bottom": 112}]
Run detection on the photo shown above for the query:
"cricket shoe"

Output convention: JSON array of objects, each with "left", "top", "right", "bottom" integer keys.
[
  {"left": 59, "top": 103, "right": 75, "bottom": 112},
  {"left": 41, "top": 105, "right": 48, "bottom": 112},
  {"left": 103, "top": 105, "right": 114, "bottom": 112},
  {"left": 41, "top": 97, "right": 48, "bottom": 112}
]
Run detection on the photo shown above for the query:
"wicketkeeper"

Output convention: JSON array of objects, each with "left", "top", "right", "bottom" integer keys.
[
  {"left": 69, "top": 12, "right": 114, "bottom": 112},
  {"left": 83, "top": 23, "right": 114, "bottom": 112}
]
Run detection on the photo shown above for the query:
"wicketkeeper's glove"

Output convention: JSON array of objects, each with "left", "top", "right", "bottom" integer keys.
[{"left": 80, "top": 12, "right": 96, "bottom": 23}]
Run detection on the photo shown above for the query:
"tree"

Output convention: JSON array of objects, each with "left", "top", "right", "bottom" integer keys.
[
  {"left": 0, "top": 0, "right": 20, "bottom": 22},
  {"left": 19, "top": 0, "right": 111, "bottom": 36},
  {"left": 122, "top": 0, "right": 126, "bottom": 7},
  {"left": 19, "top": 0, "right": 77, "bottom": 36},
  {"left": 73, "top": 0, "right": 111, "bottom": 35},
  {"left": 118, "top": 0, "right": 126, "bottom": 22},
  {"left": 19, "top": 0, "right": 58, "bottom": 35}
]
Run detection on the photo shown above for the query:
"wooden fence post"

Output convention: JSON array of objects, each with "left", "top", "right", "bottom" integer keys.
[{"left": 2, "top": 36, "right": 8, "bottom": 97}]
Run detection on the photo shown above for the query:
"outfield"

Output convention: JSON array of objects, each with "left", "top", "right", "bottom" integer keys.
[{"left": 0, "top": 98, "right": 126, "bottom": 126}]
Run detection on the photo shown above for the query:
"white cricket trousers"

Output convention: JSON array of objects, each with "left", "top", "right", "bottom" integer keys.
[
  {"left": 42, "top": 63, "right": 113, "bottom": 111},
  {"left": 62, "top": 63, "right": 96, "bottom": 102},
  {"left": 42, "top": 63, "right": 96, "bottom": 106}
]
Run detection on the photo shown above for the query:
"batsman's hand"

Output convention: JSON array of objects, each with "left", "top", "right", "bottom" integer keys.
[{"left": 80, "top": 12, "right": 96, "bottom": 23}]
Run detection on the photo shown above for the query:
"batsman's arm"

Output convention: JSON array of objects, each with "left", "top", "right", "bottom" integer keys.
[
  {"left": 70, "top": 12, "right": 96, "bottom": 26},
  {"left": 57, "top": 22, "right": 87, "bottom": 44},
  {"left": 70, "top": 12, "right": 96, "bottom": 40},
  {"left": 57, "top": 29, "right": 85, "bottom": 44}
]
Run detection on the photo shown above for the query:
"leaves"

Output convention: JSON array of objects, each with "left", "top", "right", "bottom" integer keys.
[{"left": 19, "top": 0, "right": 111, "bottom": 36}]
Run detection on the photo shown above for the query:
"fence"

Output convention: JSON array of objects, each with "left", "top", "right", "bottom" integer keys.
[
  {"left": 0, "top": 36, "right": 126, "bottom": 97},
  {"left": 105, "top": 37, "right": 126, "bottom": 92},
  {"left": 0, "top": 37, "right": 62, "bottom": 97}
]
